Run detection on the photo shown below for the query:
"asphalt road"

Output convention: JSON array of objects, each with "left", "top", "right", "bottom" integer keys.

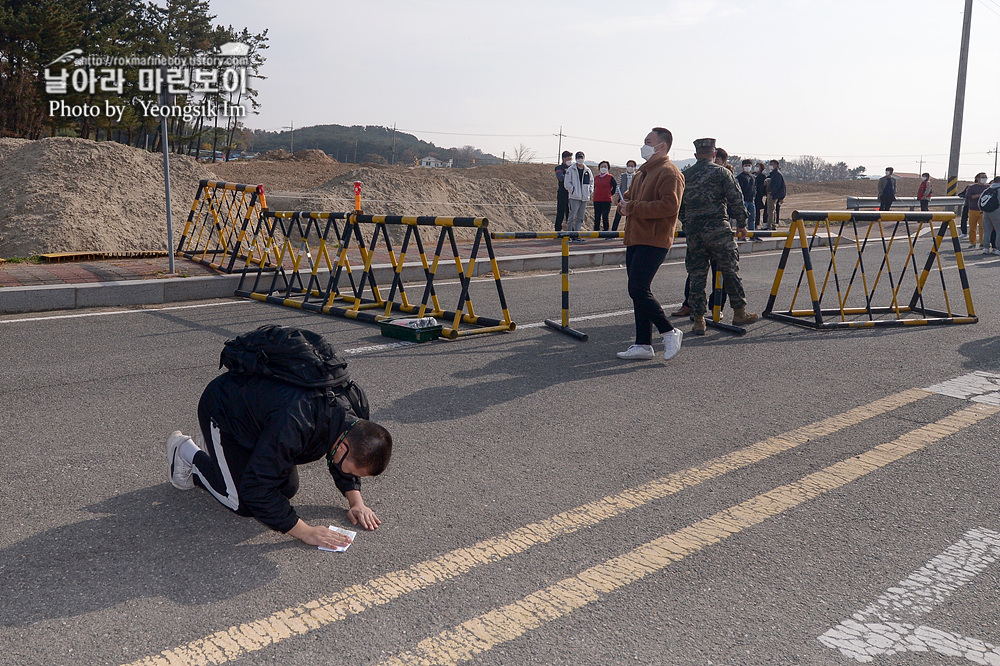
[{"left": 2, "top": 241, "right": 999, "bottom": 666}]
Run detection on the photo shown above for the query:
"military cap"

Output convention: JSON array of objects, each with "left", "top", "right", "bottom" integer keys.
[{"left": 693, "top": 138, "right": 716, "bottom": 151}]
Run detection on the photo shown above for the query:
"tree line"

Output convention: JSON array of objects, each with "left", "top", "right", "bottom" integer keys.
[
  {"left": 250, "top": 124, "right": 502, "bottom": 167},
  {"left": 727, "top": 154, "right": 868, "bottom": 181},
  {"left": 0, "top": 0, "right": 267, "bottom": 160}
]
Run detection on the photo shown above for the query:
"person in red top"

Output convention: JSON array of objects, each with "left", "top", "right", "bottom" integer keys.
[
  {"left": 592, "top": 160, "right": 618, "bottom": 232},
  {"left": 917, "top": 173, "right": 933, "bottom": 212}
]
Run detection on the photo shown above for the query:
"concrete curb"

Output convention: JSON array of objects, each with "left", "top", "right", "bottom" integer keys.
[{"left": 0, "top": 239, "right": 784, "bottom": 314}]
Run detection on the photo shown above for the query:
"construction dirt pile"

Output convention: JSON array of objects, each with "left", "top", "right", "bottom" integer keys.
[
  {"left": 211, "top": 159, "right": 354, "bottom": 193},
  {"left": 291, "top": 149, "right": 336, "bottom": 163},
  {"left": 0, "top": 137, "right": 216, "bottom": 257},
  {"left": 267, "top": 166, "right": 551, "bottom": 239}
]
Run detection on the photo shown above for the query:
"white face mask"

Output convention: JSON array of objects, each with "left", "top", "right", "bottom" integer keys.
[
  {"left": 564, "top": 159, "right": 572, "bottom": 166},
  {"left": 626, "top": 166, "right": 635, "bottom": 174},
  {"left": 576, "top": 158, "right": 585, "bottom": 166},
  {"left": 639, "top": 144, "right": 655, "bottom": 160},
  {"left": 768, "top": 166, "right": 774, "bottom": 173},
  {"left": 743, "top": 166, "right": 752, "bottom": 173},
  {"left": 599, "top": 167, "right": 608, "bottom": 174},
  {"left": 980, "top": 178, "right": 988, "bottom": 184},
  {"left": 886, "top": 171, "right": 892, "bottom": 176},
  {"left": 753, "top": 167, "right": 761, "bottom": 174}
]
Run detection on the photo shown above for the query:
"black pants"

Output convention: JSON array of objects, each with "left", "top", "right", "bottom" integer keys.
[
  {"left": 626, "top": 245, "right": 674, "bottom": 345},
  {"left": 611, "top": 207, "right": 623, "bottom": 231},
  {"left": 593, "top": 201, "right": 612, "bottom": 231},
  {"left": 962, "top": 205, "right": 969, "bottom": 234},
  {"left": 555, "top": 192, "right": 569, "bottom": 232},
  {"left": 879, "top": 196, "right": 894, "bottom": 211},
  {"left": 919, "top": 200, "right": 929, "bottom": 211},
  {"left": 754, "top": 198, "right": 765, "bottom": 228},
  {"left": 193, "top": 395, "right": 299, "bottom": 516}
]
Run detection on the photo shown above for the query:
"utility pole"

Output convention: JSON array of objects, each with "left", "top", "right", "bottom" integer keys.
[
  {"left": 989, "top": 142, "right": 999, "bottom": 178},
  {"left": 553, "top": 126, "right": 565, "bottom": 163},
  {"left": 947, "top": 0, "right": 973, "bottom": 195},
  {"left": 916, "top": 156, "right": 924, "bottom": 175},
  {"left": 390, "top": 123, "right": 396, "bottom": 165},
  {"left": 283, "top": 121, "right": 294, "bottom": 153},
  {"left": 354, "top": 138, "right": 358, "bottom": 163}
]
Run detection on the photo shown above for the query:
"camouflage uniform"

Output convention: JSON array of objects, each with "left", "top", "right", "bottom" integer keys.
[{"left": 679, "top": 159, "right": 750, "bottom": 316}]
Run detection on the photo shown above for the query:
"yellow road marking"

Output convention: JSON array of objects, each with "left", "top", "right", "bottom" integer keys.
[
  {"left": 123, "top": 389, "right": 927, "bottom": 666},
  {"left": 379, "top": 403, "right": 999, "bottom": 666}
]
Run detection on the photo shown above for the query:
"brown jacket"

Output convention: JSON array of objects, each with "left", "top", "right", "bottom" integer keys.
[{"left": 622, "top": 152, "right": 684, "bottom": 249}]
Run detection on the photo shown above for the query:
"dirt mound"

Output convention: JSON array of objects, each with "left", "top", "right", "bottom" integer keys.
[
  {"left": 211, "top": 160, "right": 354, "bottom": 193},
  {"left": 259, "top": 149, "right": 292, "bottom": 161},
  {"left": 0, "top": 137, "right": 216, "bottom": 257},
  {"left": 291, "top": 149, "right": 335, "bottom": 163},
  {"left": 267, "top": 166, "right": 551, "bottom": 238}
]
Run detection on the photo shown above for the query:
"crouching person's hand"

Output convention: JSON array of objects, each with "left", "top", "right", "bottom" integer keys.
[
  {"left": 347, "top": 503, "right": 381, "bottom": 530},
  {"left": 288, "top": 519, "right": 353, "bottom": 549}
]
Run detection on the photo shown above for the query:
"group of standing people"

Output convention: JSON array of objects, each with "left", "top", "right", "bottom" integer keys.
[
  {"left": 555, "top": 149, "right": 786, "bottom": 239},
  {"left": 584, "top": 127, "right": 759, "bottom": 362}
]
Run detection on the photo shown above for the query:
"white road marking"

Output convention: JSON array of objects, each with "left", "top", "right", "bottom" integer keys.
[
  {"left": 0, "top": 299, "right": 249, "bottom": 324},
  {"left": 818, "top": 527, "right": 1000, "bottom": 663},
  {"left": 926, "top": 372, "right": 1000, "bottom": 406}
]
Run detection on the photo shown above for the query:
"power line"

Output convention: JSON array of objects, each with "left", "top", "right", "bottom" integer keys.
[
  {"left": 395, "top": 128, "right": 549, "bottom": 138},
  {"left": 976, "top": 0, "right": 1000, "bottom": 19}
]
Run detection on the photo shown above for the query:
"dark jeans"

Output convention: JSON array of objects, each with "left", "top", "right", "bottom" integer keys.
[
  {"left": 962, "top": 205, "right": 969, "bottom": 234},
  {"left": 919, "top": 200, "right": 929, "bottom": 211},
  {"left": 611, "top": 207, "right": 623, "bottom": 231},
  {"left": 626, "top": 245, "right": 674, "bottom": 345},
  {"left": 555, "top": 191, "right": 569, "bottom": 232},
  {"left": 879, "top": 196, "right": 894, "bottom": 211},
  {"left": 754, "top": 198, "right": 765, "bottom": 228},
  {"left": 593, "top": 201, "right": 612, "bottom": 231}
]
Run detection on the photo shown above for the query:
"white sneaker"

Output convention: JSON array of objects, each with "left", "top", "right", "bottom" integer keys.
[
  {"left": 992, "top": 248, "right": 1000, "bottom": 255},
  {"left": 166, "top": 431, "right": 195, "bottom": 490},
  {"left": 959, "top": 233, "right": 969, "bottom": 240},
  {"left": 616, "top": 344, "right": 654, "bottom": 360},
  {"left": 663, "top": 329, "right": 683, "bottom": 360},
  {"left": 984, "top": 248, "right": 992, "bottom": 255}
]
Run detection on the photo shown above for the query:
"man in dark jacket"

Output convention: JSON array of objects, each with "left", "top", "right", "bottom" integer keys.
[
  {"left": 764, "top": 160, "right": 786, "bottom": 230},
  {"left": 736, "top": 158, "right": 757, "bottom": 231},
  {"left": 554, "top": 150, "right": 573, "bottom": 232},
  {"left": 166, "top": 373, "right": 392, "bottom": 550},
  {"left": 877, "top": 167, "right": 896, "bottom": 211}
]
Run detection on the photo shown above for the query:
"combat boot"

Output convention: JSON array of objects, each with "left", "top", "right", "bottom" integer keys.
[
  {"left": 692, "top": 315, "right": 706, "bottom": 335},
  {"left": 733, "top": 307, "right": 759, "bottom": 325}
]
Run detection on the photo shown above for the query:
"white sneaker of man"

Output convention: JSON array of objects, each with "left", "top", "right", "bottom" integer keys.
[
  {"left": 663, "top": 329, "right": 683, "bottom": 360},
  {"left": 984, "top": 247, "right": 992, "bottom": 255},
  {"left": 166, "top": 431, "right": 196, "bottom": 490},
  {"left": 616, "top": 344, "right": 654, "bottom": 360}
]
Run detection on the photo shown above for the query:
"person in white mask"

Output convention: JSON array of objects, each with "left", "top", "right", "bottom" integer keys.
[
  {"left": 592, "top": 160, "right": 618, "bottom": 232},
  {"left": 916, "top": 172, "right": 933, "bottom": 212},
  {"left": 966, "top": 172, "right": 990, "bottom": 249},
  {"left": 736, "top": 158, "right": 757, "bottom": 233},
  {"left": 554, "top": 150, "right": 573, "bottom": 233},
  {"left": 562, "top": 151, "right": 594, "bottom": 242},
  {"left": 612, "top": 160, "right": 637, "bottom": 231},
  {"left": 615, "top": 127, "right": 684, "bottom": 361}
]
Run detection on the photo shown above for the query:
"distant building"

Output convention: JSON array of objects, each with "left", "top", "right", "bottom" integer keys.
[{"left": 419, "top": 156, "right": 453, "bottom": 168}]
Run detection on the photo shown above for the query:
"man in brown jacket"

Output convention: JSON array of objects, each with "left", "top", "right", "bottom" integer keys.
[{"left": 615, "top": 127, "right": 685, "bottom": 361}]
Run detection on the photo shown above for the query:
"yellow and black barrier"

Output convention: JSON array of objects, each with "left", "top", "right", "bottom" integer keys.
[
  {"left": 763, "top": 210, "right": 976, "bottom": 329},
  {"left": 491, "top": 229, "right": 786, "bottom": 340},
  {"left": 235, "top": 212, "right": 515, "bottom": 340},
  {"left": 177, "top": 180, "right": 269, "bottom": 273}
]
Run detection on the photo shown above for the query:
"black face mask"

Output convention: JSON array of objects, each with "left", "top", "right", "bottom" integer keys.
[{"left": 327, "top": 420, "right": 357, "bottom": 477}]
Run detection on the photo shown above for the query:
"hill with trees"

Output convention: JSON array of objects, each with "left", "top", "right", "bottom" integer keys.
[{"left": 250, "top": 124, "right": 501, "bottom": 168}]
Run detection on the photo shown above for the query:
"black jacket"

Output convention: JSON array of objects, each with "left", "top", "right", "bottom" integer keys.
[
  {"left": 736, "top": 171, "right": 756, "bottom": 200},
  {"left": 200, "top": 373, "right": 357, "bottom": 533}
]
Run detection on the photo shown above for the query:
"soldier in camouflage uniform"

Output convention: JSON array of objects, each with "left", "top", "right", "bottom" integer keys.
[{"left": 679, "top": 138, "right": 759, "bottom": 334}]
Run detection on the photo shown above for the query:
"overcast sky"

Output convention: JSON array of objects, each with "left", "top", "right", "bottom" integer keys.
[{"left": 213, "top": 0, "right": 1000, "bottom": 178}]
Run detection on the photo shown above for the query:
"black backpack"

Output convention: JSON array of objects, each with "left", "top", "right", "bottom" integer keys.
[
  {"left": 980, "top": 187, "right": 1000, "bottom": 213},
  {"left": 219, "top": 324, "right": 370, "bottom": 419}
]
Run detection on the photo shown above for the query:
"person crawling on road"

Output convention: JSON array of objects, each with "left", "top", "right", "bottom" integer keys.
[{"left": 165, "top": 325, "right": 392, "bottom": 551}]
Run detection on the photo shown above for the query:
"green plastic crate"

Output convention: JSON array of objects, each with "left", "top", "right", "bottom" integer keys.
[{"left": 379, "top": 320, "right": 442, "bottom": 343}]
